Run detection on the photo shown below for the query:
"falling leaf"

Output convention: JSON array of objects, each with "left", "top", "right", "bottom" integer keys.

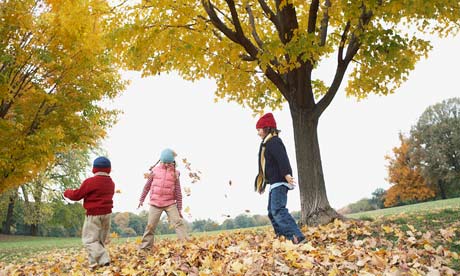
[
  {"left": 229, "top": 180, "right": 232, "bottom": 186},
  {"left": 245, "top": 209, "right": 250, "bottom": 213},
  {"left": 115, "top": 189, "right": 121, "bottom": 193},
  {"left": 184, "top": 206, "right": 191, "bottom": 214},
  {"left": 184, "top": 187, "right": 191, "bottom": 196}
]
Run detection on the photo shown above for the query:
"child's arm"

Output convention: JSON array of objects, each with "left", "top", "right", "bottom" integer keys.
[
  {"left": 64, "top": 180, "right": 89, "bottom": 201},
  {"left": 175, "top": 171, "right": 183, "bottom": 215},
  {"left": 138, "top": 173, "right": 153, "bottom": 207}
]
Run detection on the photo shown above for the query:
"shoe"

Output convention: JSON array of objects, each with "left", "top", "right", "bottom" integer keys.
[
  {"left": 89, "top": 263, "right": 98, "bottom": 270},
  {"left": 101, "top": 262, "right": 110, "bottom": 266},
  {"left": 293, "top": 236, "right": 307, "bottom": 245}
]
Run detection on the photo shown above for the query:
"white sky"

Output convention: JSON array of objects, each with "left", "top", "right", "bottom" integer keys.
[{"left": 100, "top": 35, "right": 459, "bottom": 223}]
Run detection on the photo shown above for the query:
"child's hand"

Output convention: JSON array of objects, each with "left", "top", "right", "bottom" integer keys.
[
  {"left": 179, "top": 211, "right": 183, "bottom": 218},
  {"left": 285, "top": 174, "right": 296, "bottom": 185}
]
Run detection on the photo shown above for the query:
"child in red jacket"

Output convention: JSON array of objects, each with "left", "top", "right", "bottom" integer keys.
[{"left": 64, "top": 156, "right": 115, "bottom": 269}]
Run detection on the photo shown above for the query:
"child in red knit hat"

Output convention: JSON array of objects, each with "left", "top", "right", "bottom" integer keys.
[
  {"left": 64, "top": 156, "right": 115, "bottom": 269},
  {"left": 255, "top": 113, "right": 306, "bottom": 244}
]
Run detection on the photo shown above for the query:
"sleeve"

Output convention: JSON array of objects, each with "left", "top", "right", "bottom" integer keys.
[
  {"left": 175, "top": 171, "right": 182, "bottom": 211},
  {"left": 63, "top": 180, "right": 89, "bottom": 201},
  {"left": 139, "top": 173, "right": 153, "bottom": 203},
  {"left": 269, "top": 138, "right": 292, "bottom": 178}
]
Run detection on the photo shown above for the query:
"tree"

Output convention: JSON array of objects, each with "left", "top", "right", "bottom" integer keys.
[
  {"left": 347, "top": 198, "right": 375, "bottom": 213},
  {"left": 0, "top": 0, "right": 125, "bottom": 194},
  {"left": 384, "top": 134, "right": 435, "bottom": 207},
  {"left": 115, "top": 0, "right": 460, "bottom": 225},
  {"left": 0, "top": 188, "right": 18, "bottom": 234},
  {"left": 19, "top": 147, "right": 93, "bottom": 235},
  {"left": 410, "top": 97, "right": 460, "bottom": 199},
  {"left": 369, "top": 188, "right": 385, "bottom": 209}
]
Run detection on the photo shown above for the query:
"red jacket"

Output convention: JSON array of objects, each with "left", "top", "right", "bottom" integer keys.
[{"left": 64, "top": 173, "right": 115, "bottom": 215}]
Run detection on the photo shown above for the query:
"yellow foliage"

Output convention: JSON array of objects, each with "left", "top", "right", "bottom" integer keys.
[
  {"left": 0, "top": 0, "right": 125, "bottom": 193},
  {"left": 0, "top": 219, "right": 459, "bottom": 274}
]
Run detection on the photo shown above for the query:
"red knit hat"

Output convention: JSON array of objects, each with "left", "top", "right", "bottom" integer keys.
[{"left": 256, "top": 113, "right": 277, "bottom": 129}]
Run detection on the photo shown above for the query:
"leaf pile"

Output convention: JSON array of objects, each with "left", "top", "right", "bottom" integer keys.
[{"left": 1, "top": 219, "right": 458, "bottom": 275}]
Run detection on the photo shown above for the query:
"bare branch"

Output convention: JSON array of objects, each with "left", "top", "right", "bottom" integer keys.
[
  {"left": 257, "top": 0, "right": 280, "bottom": 31},
  {"left": 319, "top": 0, "right": 331, "bottom": 46},
  {"left": 307, "top": 0, "right": 320, "bottom": 34},
  {"left": 344, "top": 4, "right": 373, "bottom": 63},
  {"left": 315, "top": 2, "right": 377, "bottom": 119},
  {"left": 240, "top": 54, "right": 257, "bottom": 61},
  {"left": 338, "top": 21, "right": 351, "bottom": 63},
  {"left": 202, "top": 0, "right": 239, "bottom": 44},
  {"left": 224, "top": 0, "right": 244, "bottom": 36},
  {"left": 245, "top": 3, "right": 264, "bottom": 48}
]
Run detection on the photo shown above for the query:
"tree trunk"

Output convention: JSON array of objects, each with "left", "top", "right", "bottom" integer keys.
[
  {"left": 438, "top": 180, "right": 447, "bottom": 199},
  {"left": 2, "top": 189, "right": 18, "bottom": 234},
  {"left": 290, "top": 106, "right": 342, "bottom": 226},
  {"left": 30, "top": 224, "right": 39, "bottom": 236}
]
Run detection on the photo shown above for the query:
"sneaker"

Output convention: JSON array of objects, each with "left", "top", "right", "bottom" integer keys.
[{"left": 101, "top": 261, "right": 110, "bottom": 267}]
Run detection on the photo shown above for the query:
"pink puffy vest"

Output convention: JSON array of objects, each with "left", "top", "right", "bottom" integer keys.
[{"left": 149, "top": 163, "right": 179, "bottom": 207}]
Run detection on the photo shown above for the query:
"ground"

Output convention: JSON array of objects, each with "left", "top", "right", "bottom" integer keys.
[{"left": 1, "top": 199, "right": 459, "bottom": 275}]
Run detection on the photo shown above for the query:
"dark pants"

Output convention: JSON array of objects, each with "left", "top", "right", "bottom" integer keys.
[{"left": 268, "top": 185, "right": 305, "bottom": 242}]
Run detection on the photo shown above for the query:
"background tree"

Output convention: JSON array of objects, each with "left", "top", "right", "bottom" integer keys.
[
  {"left": 0, "top": 0, "right": 125, "bottom": 194},
  {"left": 369, "top": 188, "right": 386, "bottom": 209},
  {"left": 384, "top": 134, "right": 435, "bottom": 207},
  {"left": 115, "top": 0, "right": 460, "bottom": 225},
  {"left": 410, "top": 97, "right": 460, "bottom": 199}
]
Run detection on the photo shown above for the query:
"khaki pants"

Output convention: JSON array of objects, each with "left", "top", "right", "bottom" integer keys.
[
  {"left": 139, "top": 204, "right": 188, "bottom": 250},
  {"left": 82, "top": 214, "right": 111, "bottom": 266}
]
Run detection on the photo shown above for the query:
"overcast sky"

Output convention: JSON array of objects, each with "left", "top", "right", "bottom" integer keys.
[{"left": 99, "top": 35, "right": 459, "bottom": 223}]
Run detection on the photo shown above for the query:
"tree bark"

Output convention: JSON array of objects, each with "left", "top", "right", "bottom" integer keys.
[
  {"left": 2, "top": 189, "right": 18, "bottom": 234},
  {"left": 438, "top": 179, "right": 447, "bottom": 199},
  {"left": 30, "top": 224, "right": 39, "bottom": 236},
  {"left": 290, "top": 106, "right": 342, "bottom": 226}
]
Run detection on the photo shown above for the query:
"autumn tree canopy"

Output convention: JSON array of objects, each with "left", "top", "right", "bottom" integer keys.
[
  {"left": 410, "top": 97, "right": 460, "bottom": 199},
  {"left": 0, "top": 0, "right": 125, "bottom": 193},
  {"left": 114, "top": 0, "right": 460, "bottom": 225},
  {"left": 384, "top": 134, "right": 435, "bottom": 207}
]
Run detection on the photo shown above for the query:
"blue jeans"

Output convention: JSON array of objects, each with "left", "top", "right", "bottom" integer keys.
[{"left": 268, "top": 185, "right": 305, "bottom": 242}]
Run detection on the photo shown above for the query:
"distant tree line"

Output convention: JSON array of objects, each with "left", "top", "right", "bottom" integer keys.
[
  {"left": 0, "top": 196, "right": 304, "bottom": 237},
  {"left": 340, "top": 98, "right": 460, "bottom": 214}
]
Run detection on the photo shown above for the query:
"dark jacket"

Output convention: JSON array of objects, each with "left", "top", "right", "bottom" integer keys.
[{"left": 262, "top": 136, "right": 292, "bottom": 184}]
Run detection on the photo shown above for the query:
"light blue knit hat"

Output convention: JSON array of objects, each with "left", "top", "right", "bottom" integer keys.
[{"left": 160, "top": 148, "right": 175, "bottom": 163}]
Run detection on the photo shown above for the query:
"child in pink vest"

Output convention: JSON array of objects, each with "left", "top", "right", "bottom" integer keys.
[{"left": 138, "top": 148, "right": 188, "bottom": 250}]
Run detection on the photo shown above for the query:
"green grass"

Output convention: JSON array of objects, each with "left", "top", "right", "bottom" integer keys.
[{"left": 346, "top": 197, "right": 460, "bottom": 219}]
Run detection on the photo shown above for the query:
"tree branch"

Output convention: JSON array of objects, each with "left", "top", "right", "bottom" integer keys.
[
  {"left": 307, "top": 0, "right": 320, "bottom": 34},
  {"left": 344, "top": 3, "right": 373, "bottom": 63},
  {"left": 245, "top": 3, "right": 264, "bottom": 48},
  {"left": 315, "top": 2, "right": 376, "bottom": 119},
  {"left": 319, "top": 0, "right": 331, "bottom": 46},
  {"left": 202, "top": 1, "right": 288, "bottom": 96},
  {"left": 224, "top": 0, "right": 245, "bottom": 37},
  {"left": 338, "top": 21, "right": 351, "bottom": 63},
  {"left": 257, "top": 0, "right": 281, "bottom": 32}
]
